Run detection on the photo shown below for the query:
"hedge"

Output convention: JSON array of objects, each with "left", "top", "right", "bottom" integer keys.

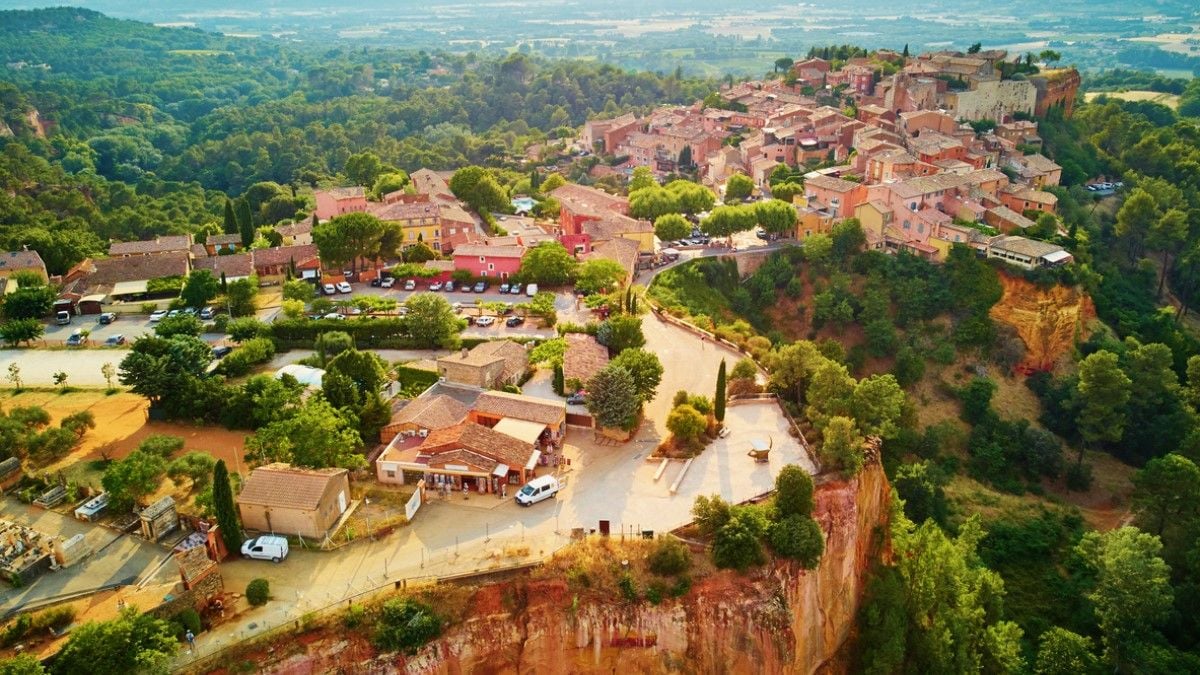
[
  {"left": 219, "top": 337, "right": 277, "bottom": 376},
  {"left": 270, "top": 318, "right": 426, "bottom": 348}
]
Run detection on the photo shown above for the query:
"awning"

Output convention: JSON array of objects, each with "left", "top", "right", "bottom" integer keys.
[
  {"left": 525, "top": 450, "right": 541, "bottom": 472},
  {"left": 1042, "top": 250, "right": 1072, "bottom": 264},
  {"left": 80, "top": 294, "right": 107, "bottom": 304},
  {"left": 111, "top": 280, "right": 149, "bottom": 296},
  {"left": 492, "top": 464, "right": 509, "bottom": 477},
  {"left": 493, "top": 417, "right": 545, "bottom": 445}
]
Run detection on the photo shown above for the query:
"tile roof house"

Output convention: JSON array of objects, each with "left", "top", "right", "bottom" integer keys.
[
  {"left": 581, "top": 237, "right": 640, "bottom": 287},
  {"left": 109, "top": 235, "right": 193, "bottom": 257},
  {"left": 314, "top": 187, "right": 367, "bottom": 220},
  {"left": 77, "top": 251, "right": 192, "bottom": 299},
  {"left": 436, "top": 341, "right": 529, "bottom": 389},
  {"left": 0, "top": 249, "right": 48, "bottom": 283},
  {"left": 193, "top": 252, "right": 254, "bottom": 281},
  {"left": 562, "top": 333, "right": 609, "bottom": 388},
  {"left": 236, "top": 463, "right": 351, "bottom": 539},
  {"left": 986, "top": 235, "right": 1072, "bottom": 270},
  {"left": 375, "top": 419, "right": 544, "bottom": 491},
  {"left": 471, "top": 390, "right": 566, "bottom": 438},
  {"left": 251, "top": 244, "right": 322, "bottom": 280},
  {"left": 379, "top": 394, "right": 471, "bottom": 443},
  {"left": 204, "top": 233, "right": 243, "bottom": 256},
  {"left": 274, "top": 221, "right": 314, "bottom": 246},
  {"left": 451, "top": 243, "right": 527, "bottom": 279}
]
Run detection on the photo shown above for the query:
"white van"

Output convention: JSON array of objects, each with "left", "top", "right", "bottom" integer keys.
[
  {"left": 525, "top": 283, "right": 538, "bottom": 297},
  {"left": 55, "top": 310, "right": 71, "bottom": 325},
  {"left": 241, "top": 535, "right": 289, "bottom": 562},
  {"left": 515, "top": 475, "right": 559, "bottom": 506}
]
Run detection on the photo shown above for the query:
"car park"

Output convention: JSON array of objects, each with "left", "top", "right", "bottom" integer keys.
[
  {"left": 404, "top": 279, "right": 416, "bottom": 291},
  {"left": 381, "top": 277, "right": 395, "bottom": 288},
  {"left": 475, "top": 316, "right": 496, "bottom": 327},
  {"left": 212, "top": 345, "right": 233, "bottom": 359},
  {"left": 428, "top": 281, "right": 442, "bottom": 291},
  {"left": 105, "top": 334, "right": 126, "bottom": 346},
  {"left": 499, "top": 283, "right": 510, "bottom": 294},
  {"left": 241, "top": 535, "right": 289, "bottom": 562},
  {"left": 199, "top": 307, "right": 215, "bottom": 320},
  {"left": 473, "top": 281, "right": 487, "bottom": 293},
  {"left": 505, "top": 315, "right": 525, "bottom": 327},
  {"left": 515, "top": 476, "right": 560, "bottom": 506},
  {"left": 322, "top": 283, "right": 336, "bottom": 295},
  {"left": 65, "top": 330, "right": 85, "bottom": 346},
  {"left": 336, "top": 281, "right": 353, "bottom": 294},
  {"left": 149, "top": 309, "right": 168, "bottom": 322}
]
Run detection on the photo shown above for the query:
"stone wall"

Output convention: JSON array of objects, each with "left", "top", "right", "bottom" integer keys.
[{"left": 952, "top": 80, "right": 1037, "bottom": 122}]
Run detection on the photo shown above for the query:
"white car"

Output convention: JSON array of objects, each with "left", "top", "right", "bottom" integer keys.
[
  {"left": 322, "top": 313, "right": 347, "bottom": 320},
  {"left": 404, "top": 279, "right": 416, "bottom": 291},
  {"left": 515, "top": 476, "right": 560, "bottom": 506},
  {"left": 149, "top": 309, "right": 168, "bottom": 322},
  {"left": 428, "top": 282, "right": 442, "bottom": 291},
  {"left": 336, "top": 281, "right": 352, "bottom": 293},
  {"left": 475, "top": 316, "right": 496, "bottom": 327},
  {"left": 241, "top": 535, "right": 289, "bottom": 562},
  {"left": 322, "top": 283, "right": 336, "bottom": 295},
  {"left": 380, "top": 277, "right": 395, "bottom": 288}
]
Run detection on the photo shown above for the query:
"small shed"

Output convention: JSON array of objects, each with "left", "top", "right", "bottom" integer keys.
[
  {"left": 77, "top": 294, "right": 106, "bottom": 315},
  {"left": 140, "top": 496, "right": 179, "bottom": 541},
  {"left": 236, "top": 464, "right": 350, "bottom": 539}
]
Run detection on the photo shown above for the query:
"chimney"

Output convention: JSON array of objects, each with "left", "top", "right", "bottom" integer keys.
[{"left": 461, "top": 347, "right": 468, "bottom": 359}]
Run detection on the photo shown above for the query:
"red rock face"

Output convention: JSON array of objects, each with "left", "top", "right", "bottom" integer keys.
[
  {"left": 990, "top": 272, "right": 1095, "bottom": 372},
  {"left": 250, "top": 463, "right": 891, "bottom": 675}
]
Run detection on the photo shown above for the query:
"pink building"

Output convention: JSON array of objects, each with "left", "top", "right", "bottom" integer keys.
[
  {"left": 452, "top": 243, "right": 527, "bottom": 280},
  {"left": 314, "top": 187, "right": 367, "bottom": 221},
  {"left": 804, "top": 175, "right": 867, "bottom": 219}
]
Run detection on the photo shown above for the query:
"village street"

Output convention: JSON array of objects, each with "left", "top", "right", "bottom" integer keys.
[{"left": 173, "top": 308, "right": 814, "bottom": 668}]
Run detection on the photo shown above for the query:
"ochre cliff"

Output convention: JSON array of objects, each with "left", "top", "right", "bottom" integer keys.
[
  {"left": 248, "top": 463, "right": 890, "bottom": 675},
  {"left": 990, "top": 273, "right": 1094, "bottom": 371}
]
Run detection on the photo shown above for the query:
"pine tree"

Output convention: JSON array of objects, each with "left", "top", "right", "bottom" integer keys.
[
  {"left": 212, "top": 460, "right": 243, "bottom": 555},
  {"left": 235, "top": 197, "right": 255, "bottom": 249},
  {"left": 902, "top": 43, "right": 909, "bottom": 58},
  {"left": 223, "top": 199, "right": 238, "bottom": 235},
  {"left": 715, "top": 359, "right": 727, "bottom": 423}
]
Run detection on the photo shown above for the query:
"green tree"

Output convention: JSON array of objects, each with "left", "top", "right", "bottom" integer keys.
[
  {"left": 402, "top": 241, "right": 437, "bottom": 263},
  {"left": 370, "top": 170, "right": 409, "bottom": 199},
  {"left": 0, "top": 319, "right": 44, "bottom": 347},
  {"left": 665, "top": 180, "right": 716, "bottom": 214},
  {"left": 768, "top": 515, "right": 824, "bottom": 567},
  {"left": 586, "top": 363, "right": 641, "bottom": 430},
  {"left": 610, "top": 348, "right": 663, "bottom": 403},
  {"left": 373, "top": 598, "right": 442, "bottom": 655},
  {"left": 212, "top": 460, "right": 243, "bottom": 555},
  {"left": 774, "top": 57, "right": 794, "bottom": 73},
  {"left": 2, "top": 286, "right": 55, "bottom": 320},
  {"left": 137, "top": 434, "right": 184, "bottom": 459},
  {"left": 118, "top": 335, "right": 212, "bottom": 408},
  {"left": 596, "top": 315, "right": 645, "bottom": 355},
  {"left": 654, "top": 213, "right": 691, "bottom": 242},
  {"left": 893, "top": 461, "right": 949, "bottom": 527},
  {"left": 518, "top": 242, "right": 577, "bottom": 285},
  {"left": 1034, "top": 627, "right": 1099, "bottom": 675},
  {"left": 1114, "top": 188, "right": 1158, "bottom": 260},
  {"left": 51, "top": 607, "right": 176, "bottom": 675},
  {"left": 235, "top": 196, "right": 255, "bottom": 249},
  {"left": 820, "top": 416, "right": 864, "bottom": 476},
  {"left": 755, "top": 198, "right": 798, "bottom": 235},
  {"left": 541, "top": 173, "right": 567, "bottom": 193},
  {"left": 326, "top": 349, "right": 389, "bottom": 397},
  {"left": 692, "top": 494, "right": 734, "bottom": 536},
  {"left": 667, "top": 403, "right": 708, "bottom": 445},
  {"left": 1075, "top": 350, "right": 1131, "bottom": 452},
  {"left": 701, "top": 204, "right": 756, "bottom": 240},
  {"left": 180, "top": 270, "right": 220, "bottom": 308},
  {"left": 627, "top": 166, "right": 656, "bottom": 192},
  {"left": 102, "top": 450, "right": 167, "bottom": 510},
  {"left": 628, "top": 186, "right": 681, "bottom": 220},
  {"left": 449, "top": 166, "right": 508, "bottom": 214},
  {"left": 403, "top": 292, "right": 461, "bottom": 348},
  {"left": 771, "top": 181, "right": 805, "bottom": 203},
  {"left": 1148, "top": 207, "right": 1188, "bottom": 298},
  {"left": 282, "top": 279, "right": 315, "bottom": 303},
  {"left": 774, "top": 465, "right": 814, "bottom": 518},
  {"left": 850, "top": 374, "right": 905, "bottom": 439},
  {"left": 223, "top": 198, "right": 238, "bottom": 235},
  {"left": 154, "top": 313, "right": 203, "bottom": 338},
  {"left": 167, "top": 452, "right": 216, "bottom": 490},
  {"left": 345, "top": 152, "right": 384, "bottom": 187},
  {"left": 314, "top": 212, "right": 385, "bottom": 275},
  {"left": 1131, "top": 453, "right": 1200, "bottom": 565},
  {"left": 1075, "top": 527, "right": 1173, "bottom": 669},
  {"left": 714, "top": 359, "right": 727, "bottom": 424},
  {"left": 575, "top": 259, "right": 627, "bottom": 294},
  {"left": 223, "top": 276, "right": 257, "bottom": 317},
  {"left": 0, "top": 654, "right": 45, "bottom": 675},
  {"left": 251, "top": 397, "right": 365, "bottom": 469},
  {"left": 246, "top": 578, "right": 270, "bottom": 606},
  {"left": 960, "top": 376, "right": 997, "bottom": 424},
  {"left": 724, "top": 173, "right": 754, "bottom": 201},
  {"left": 712, "top": 506, "right": 768, "bottom": 570}
]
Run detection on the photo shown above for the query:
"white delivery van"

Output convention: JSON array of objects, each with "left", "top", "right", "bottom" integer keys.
[
  {"left": 514, "top": 475, "right": 559, "bottom": 506},
  {"left": 241, "top": 535, "right": 289, "bottom": 562},
  {"left": 525, "top": 283, "right": 538, "bottom": 297}
]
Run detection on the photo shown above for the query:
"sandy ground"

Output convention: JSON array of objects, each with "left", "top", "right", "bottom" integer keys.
[{"left": 1084, "top": 90, "right": 1181, "bottom": 109}]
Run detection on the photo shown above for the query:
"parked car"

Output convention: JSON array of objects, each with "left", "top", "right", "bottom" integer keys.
[
  {"left": 183, "top": 307, "right": 198, "bottom": 316},
  {"left": 105, "top": 334, "right": 127, "bottom": 346},
  {"left": 322, "top": 313, "right": 347, "bottom": 320},
  {"left": 452, "top": 302, "right": 464, "bottom": 313},
  {"left": 149, "top": 309, "right": 168, "bottom": 322},
  {"left": 370, "top": 277, "right": 382, "bottom": 287},
  {"left": 336, "top": 281, "right": 352, "bottom": 294},
  {"left": 505, "top": 315, "right": 525, "bottom": 327},
  {"left": 718, "top": 425, "right": 732, "bottom": 438},
  {"left": 241, "top": 535, "right": 289, "bottom": 562},
  {"left": 167, "top": 309, "right": 183, "bottom": 318},
  {"left": 473, "top": 281, "right": 487, "bottom": 293},
  {"left": 475, "top": 316, "right": 496, "bottom": 327},
  {"left": 65, "top": 330, "right": 85, "bottom": 346},
  {"left": 212, "top": 345, "right": 233, "bottom": 359},
  {"left": 444, "top": 281, "right": 456, "bottom": 292},
  {"left": 97, "top": 312, "right": 117, "bottom": 325},
  {"left": 515, "top": 476, "right": 560, "bottom": 506},
  {"left": 55, "top": 310, "right": 71, "bottom": 325},
  {"left": 322, "top": 283, "right": 336, "bottom": 295},
  {"left": 566, "top": 391, "right": 586, "bottom": 405},
  {"left": 199, "top": 307, "right": 215, "bottom": 320},
  {"left": 404, "top": 279, "right": 416, "bottom": 291},
  {"left": 509, "top": 283, "right": 523, "bottom": 295},
  {"left": 499, "top": 283, "right": 510, "bottom": 294},
  {"left": 429, "top": 281, "right": 442, "bottom": 291},
  {"left": 381, "top": 277, "right": 396, "bottom": 288},
  {"left": 525, "top": 283, "right": 538, "bottom": 297}
]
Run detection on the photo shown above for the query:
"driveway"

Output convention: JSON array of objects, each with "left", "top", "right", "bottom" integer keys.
[
  {"left": 0, "top": 499, "right": 175, "bottom": 616},
  {"left": 42, "top": 315, "right": 157, "bottom": 346}
]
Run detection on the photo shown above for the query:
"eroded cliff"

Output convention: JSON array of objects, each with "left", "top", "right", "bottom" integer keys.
[
  {"left": 245, "top": 463, "right": 890, "bottom": 675},
  {"left": 990, "top": 273, "right": 1095, "bottom": 371}
]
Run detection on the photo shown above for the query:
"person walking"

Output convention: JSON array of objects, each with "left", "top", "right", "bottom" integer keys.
[{"left": 185, "top": 629, "right": 196, "bottom": 654}]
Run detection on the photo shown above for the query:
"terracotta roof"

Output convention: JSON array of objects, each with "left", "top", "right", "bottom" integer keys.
[
  {"left": 367, "top": 201, "right": 441, "bottom": 222},
  {"left": 194, "top": 252, "right": 254, "bottom": 278},
  {"left": 582, "top": 237, "right": 638, "bottom": 283},
  {"left": 237, "top": 463, "right": 347, "bottom": 510},
  {"left": 806, "top": 175, "right": 860, "bottom": 193},
  {"left": 465, "top": 340, "right": 529, "bottom": 381},
  {"left": 563, "top": 333, "right": 609, "bottom": 384},
  {"left": 452, "top": 244, "right": 526, "bottom": 259},
  {"left": 205, "top": 234, "right": 242, "bottom": 246},
  {"left": 989, "top": 235, "right": 1065, "bottom": 258},
  {"left": 390, "top": 393, "right": 470, "bottom": 430},
  {"left": 581, "top": 212, "right": 653, "bottom": 241},
  {"left": 86, "top": 251, "right": 190, "bottom": 286},
  {"left": 420, "top": 422, "right": 537, "bottom": 469},
  {"left": 109, "top": 235, "right": 192, "bottom": 256},
  {"left": 322, "top": 187, "right": 365, "bottom": 199},
  {"left": 190, "top": 244, "right": 210, "bottom": 258},
  {"left": 550, "top": 183, "right": 629, "bottom": 215},
  {"left": 473, "top": 390, "right": 565, "bottom": 426},
  {"left": 252, "top": 244, "right": 320, "bottom": 269},
  {"left": 275, "top": 221, "right": 313, "bottom": 237},
  {"left": 410, "top": 169, "right": 453, "bottom": 199},
  {"left": 0, "top": 250, "right": 46, "bottom": 275}
]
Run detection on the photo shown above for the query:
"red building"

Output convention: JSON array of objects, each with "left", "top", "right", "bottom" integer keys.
[{"left": 451, "top": 244, "right": 527, "bottom": 280}]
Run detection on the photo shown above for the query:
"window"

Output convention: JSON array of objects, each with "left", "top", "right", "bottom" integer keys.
[
  {"left": 488, "top": 263, "right": 495, "bottom": 271},
  {"left": 386, "top": 469, "right": 396, "bottom": 478},
  {"left": 449, "top": 228, "right": 456, "bottom": 235},
  {"left": 910, "top": 202, "right": 917, "bottom": 210},
  {"left": 917, "top": 222, "right": 924, "bottom": 234},
  {"left": 903, "top": 220, "right": 910, "bottom": 230},
  {"left": 479, "top": 256, "right": 485, "bottom": 263}
]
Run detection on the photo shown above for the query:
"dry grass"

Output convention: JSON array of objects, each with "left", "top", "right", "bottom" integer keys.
[
  {"left": 1084, "top": 90, "right": 1181, "bottom": 109},
  {"left": 536, "top": 537, "right": 708, "bottom": 603}
]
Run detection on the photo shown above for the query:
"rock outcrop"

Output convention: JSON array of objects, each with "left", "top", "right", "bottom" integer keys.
[
  {"left": 253, "top": 463, "right": 890, "bottom": 675},
  {"left": 990, "top": 273, "right": 1094, "bottom": 371}
]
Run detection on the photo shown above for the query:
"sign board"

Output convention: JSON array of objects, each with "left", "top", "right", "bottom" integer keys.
[{"left": 405, "top": 487, "right": 422, "bottom": 522}]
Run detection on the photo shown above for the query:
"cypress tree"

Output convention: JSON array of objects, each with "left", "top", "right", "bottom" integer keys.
[
  {"left": 223, "top": 199, "right": 238, "bottom": 235},
  {"left": 212, "top": 460, "right": 243, "bottom": 555},
  {"left": 235, "top": 197, "right": 255, "bottom": 248},
  {"left": 715, "top": 359, "right": 727, "bottom": 423},
  {"left": 553, "top": 363, "right": 565, "bottom": 396},
  {"left": 220, "top": 271, "right": 228, "bottom": 293}
]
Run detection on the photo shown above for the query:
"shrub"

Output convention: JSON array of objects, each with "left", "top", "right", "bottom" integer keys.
[
  {"left": 219, "top": 338, "right": 276, "bottom": 377},
  {"left": 373, "top": 598, "right": 442, "bottom": 654},
  {"left": 774, "top": 465, "right": 814, "bottom": 518},
  {"left": 1065, "top": 462, "right": 1094, "bottom": 491},
  {"left": 647, "top": 537, "right": 691, "bottom": 576},
  {"left": 0, "top": 615, "right": 32, "bottom": 647},
  {"left": 670, "top": 575, "right": 692, "bottom": 598},
  {"left": 618, "top": 573, "right": 639, "bottom": 602},
  {"left": 692, "top": 495, "right": 733, "bottom": 537},
  {"left": 343, "top": 604, "right": 366, "bottom": 629},
  {"left": 246, "top": 578, "right": 270, "bottom": 606},
  {"left": 768, "top": 515, "right": 825, "bottom": 568},
  {"left": 174, "top": 608, "right": 201, "bottom": 636},
  {"left": 645, "top": 580, "right": 667, "bottom": 605},
  {"left": 711, "top": 507, "right": 769, "bottom": 571}
]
